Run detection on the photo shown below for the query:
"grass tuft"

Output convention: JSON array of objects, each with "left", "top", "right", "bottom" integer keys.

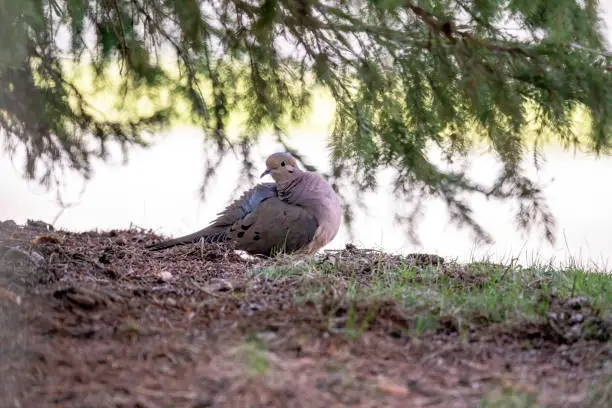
[
  {"left": 479, "top": 388, "right": 540, "bottom": 408},
  {"left": 253, "top": 247, "right": 612, "bottom": 339}
]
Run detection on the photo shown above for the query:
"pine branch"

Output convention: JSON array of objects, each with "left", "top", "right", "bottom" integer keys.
[{"left": 1, "top": 0, "right": 609, "bottom": 245}]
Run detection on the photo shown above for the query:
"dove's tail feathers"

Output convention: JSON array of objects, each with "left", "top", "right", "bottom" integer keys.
[{"left": 145, "top": 227, "right": 228, "bottom": 251}]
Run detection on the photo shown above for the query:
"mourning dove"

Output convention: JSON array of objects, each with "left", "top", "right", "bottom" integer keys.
[{"left": 146, "top": 152, "right": 341, "bottom": 256}]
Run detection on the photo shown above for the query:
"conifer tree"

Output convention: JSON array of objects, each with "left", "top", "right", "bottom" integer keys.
[{"left": 1, "top": 0, "right": 610, "bottom": 242}]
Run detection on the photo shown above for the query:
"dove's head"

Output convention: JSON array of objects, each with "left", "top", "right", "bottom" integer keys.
[{"left": 260, "top": 152, "right": 301, "bottom": 183}]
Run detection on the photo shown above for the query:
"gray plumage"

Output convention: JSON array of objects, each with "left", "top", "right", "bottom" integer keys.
[{"left": 146, "top": 152, "right": 341, "bottom": 257}]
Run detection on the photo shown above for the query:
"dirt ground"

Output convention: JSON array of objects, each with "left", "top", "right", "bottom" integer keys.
[{"left": 0, "top": 220, "right": 610, "bottom": 408}]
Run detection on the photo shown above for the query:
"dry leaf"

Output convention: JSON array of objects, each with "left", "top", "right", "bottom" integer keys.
[{"left": 377, "top": 376, "right": 410, "bottom": 396}]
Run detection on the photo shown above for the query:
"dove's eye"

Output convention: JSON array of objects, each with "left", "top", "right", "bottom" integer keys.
[{"left": 281, "top": 161, "right": 286, "bottom": 167}]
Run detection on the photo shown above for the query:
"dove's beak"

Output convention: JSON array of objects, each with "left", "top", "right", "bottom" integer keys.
[{"left": 260, "top": 169, "right": 271, "bottom": 178}]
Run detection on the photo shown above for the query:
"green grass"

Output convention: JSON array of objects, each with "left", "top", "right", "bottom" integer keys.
[
  {"left": 479, "top": 388, "right": 540, "bottom": 408},
  {"left": 479, "top": 373, "right": 612, "bottom": 408},
  {"left": 236, "top": 333, "right": 271, "bottom": 377},
  {"left": 251, "top": 254, "right": 612, "bottom": 338}
]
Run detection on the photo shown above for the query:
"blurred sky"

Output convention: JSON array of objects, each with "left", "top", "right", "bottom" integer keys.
[{"left": 601, "top": 1, "right": 612, "bottom": 48}]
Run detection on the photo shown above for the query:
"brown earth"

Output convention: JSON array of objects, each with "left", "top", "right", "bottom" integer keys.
[{"left": 0, "top": 220, "right": 609, "bottom": 408}]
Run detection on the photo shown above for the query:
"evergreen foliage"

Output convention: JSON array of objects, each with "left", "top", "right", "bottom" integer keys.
[{"left": 1, "top": 0, "right": 611, "bottom": 242}]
